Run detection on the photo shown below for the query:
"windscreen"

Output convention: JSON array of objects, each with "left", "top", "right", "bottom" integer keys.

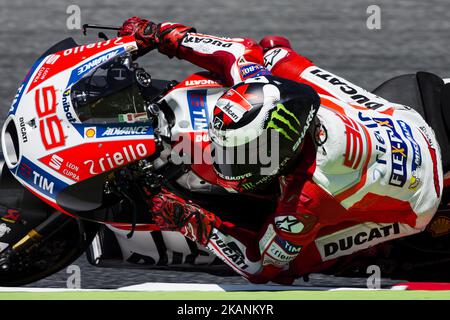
[{"left": 70, "top": 52, "right": 147, "bottom": 124}]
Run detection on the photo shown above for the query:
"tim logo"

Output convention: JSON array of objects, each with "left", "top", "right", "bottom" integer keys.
[
  {"left": 18, "top": 162, "right": 54, "bottom": 195},
  {"left": 336, "top": 113, "right": 364, "bottom": 169},
  {"left": 187, "top": 90, "right": 209, "bottom": 130}
]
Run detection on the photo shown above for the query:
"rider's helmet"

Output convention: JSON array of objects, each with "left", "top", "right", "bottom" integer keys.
[{"left": 209, "top": 76, "right": 320, "bottom": 192}]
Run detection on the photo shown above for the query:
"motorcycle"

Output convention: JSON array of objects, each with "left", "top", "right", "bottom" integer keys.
[{"left": 1, "top": 25, "right": 450, "bottom": 286}]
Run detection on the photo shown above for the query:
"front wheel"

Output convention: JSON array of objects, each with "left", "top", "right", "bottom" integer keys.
[{"left": 0, "top": 217, "right": 99, "bottom": 287}]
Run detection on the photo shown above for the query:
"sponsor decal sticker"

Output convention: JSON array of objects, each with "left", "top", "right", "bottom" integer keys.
[
  {"left": 263, "top": 48, "right": 288, "bottom": 68},
  {"left": 17, "top": 157, "right": 68, "bottom": 198},
  {"left": 83, "top": 143, "right": 149, "bottom": 175},
  {"left": 213, "top": 117, "right": 224, "bottom": 130},
  {"left": 66, "top": 48, "right": 124, "bottom": 88},
  {"left": 187, "top": 90, "right": 209, "bottom": 130},
  {"left": 208, "top": 231, "right": 249, "bottom": 270},
  {"left": 99, "top": 125, "right": 151, "bottom": 137},
  {"left": 336, "top": 113, "right": 364, "bottom": 169},
  {"left": 184, "top": 79, "right": 223, "bottom": 87},
  {"left": 27, "top": 38, "right": 132, "bottom": 94},
  {"left": 84, "top": 127, "right": 96, "bottom": 138},
  {"left": 9, "top": 83, "right": 26, "bottom": 114},
  {"left": 314, "top": 123, "right": 328, "bottom": 146},
  {"left": 276, "top": 237, "right": 302, "bottom": 254},
  {"left": 183, "top": 35, "right": 234, "bottom": 48},
  {"left": 19, "top": 117, "right": 28, "bottom": 143},
  {"left": 0, "top": 209, "right": 20, "bottom": 224},
  {"left": 40, "top": 140, "right": 154, "bottom": 182},
  {"left": 274, "top": 215, "right": 304, "bottom": 233},
  {"left": 265, "top": 241, "right": 298, "bottom": 264},
  {"left": 267, "top": 103, "right": 301, "bottom": 142},
  {"left": 398, "top": 120, "right": 422, "bottom": 173},
  {"left": 62, "top": 89, "right": 77, "bottom": 123},
  {"left": 292, "top": 105, "right": 316, "bottom": 151},
  {"left": 0, "top": 224, "right": 11, "bottom": 238},
  {"left": 427, "top": 216, "right": 450, "bottom": 237},
  {"left": 259, "top": 224, "right": 301, "bottom": 266},
  {"left": 358, "top": 113, "right": 409, "bottom": 187},
  {"left": 306, "top": 67, "right": 387, "bottom": 108},
  {"left": 35, "top": 86, "right": 65, "bottom": 150},
  {"left": 315, "top": 222, "right": 401, "bottom": 261},
  {"left": 259, "top": 224, "right": 277, "bottom": 253},
  {"left": 239, "top": 63, "right": 271, "bottom": 80},
  {"left": 409, "top": 172, "right": 420, "bottom": 190}
]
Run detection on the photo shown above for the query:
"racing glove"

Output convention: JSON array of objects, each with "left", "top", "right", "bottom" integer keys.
[
  {"left": 150, "top": 190, "right": 221, "bottom": 246},
  {"left": 259, "top": 35, "right": 292, "bottom": 52},
  {"left": 118, "top": 17, "right": 195, "bottom": 57}
]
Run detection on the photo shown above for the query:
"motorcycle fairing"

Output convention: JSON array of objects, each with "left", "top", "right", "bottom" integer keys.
[
  {"left": 161, "top": 72, "right": 229, "bottom": 187},
  {"left": 1, "top": 36, "right": 158, "bottom": 214}
]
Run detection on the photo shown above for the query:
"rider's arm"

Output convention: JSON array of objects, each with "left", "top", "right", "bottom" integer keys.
[
  {"left": 118, "top": 18, "right": 270, "bottom": 86},
  {"left": 260, "top": 37, "right": 395, "bottom": 110},
  {"left": 172, "top": 31, "right": 269, "bottom": 86},
  {"left": 150, "top": 189, "right": 300, "bottom": 284}
]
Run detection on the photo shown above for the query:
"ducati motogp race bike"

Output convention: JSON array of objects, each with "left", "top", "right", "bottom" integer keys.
[{"left": 1, "top": 25, "right": 450, "bottom": 286}]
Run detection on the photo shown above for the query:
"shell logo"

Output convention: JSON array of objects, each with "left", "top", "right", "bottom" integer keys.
[
  {"left": 427, "top": 216, "right": 450, "bottom": 237},
  {"left": 84, "top": 127, "right": 96, "bottom": 138}
]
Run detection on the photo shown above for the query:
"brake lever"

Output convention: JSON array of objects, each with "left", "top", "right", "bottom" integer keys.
[
  {"left": 98, "top": 32, "right": 108, "bottom": 41},
  {"left": 82, "top": 24, "right": 121, "bottom": 36}
]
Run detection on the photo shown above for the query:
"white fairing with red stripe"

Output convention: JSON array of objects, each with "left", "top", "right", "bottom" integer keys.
[
  {"left": 162, "top": 72, "right": 225, "bottom": 136},
  {"left": 1, "top": 36, "right": 158, "bottom": 212}
]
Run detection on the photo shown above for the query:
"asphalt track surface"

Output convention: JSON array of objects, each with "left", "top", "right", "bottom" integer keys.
[{"left": 0, "top": 0, "right": 449, "bottom": 289}]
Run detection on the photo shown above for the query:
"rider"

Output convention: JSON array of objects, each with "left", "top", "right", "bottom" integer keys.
[{"left": 118, "top": 17, "right": 443, "bottom": 284}]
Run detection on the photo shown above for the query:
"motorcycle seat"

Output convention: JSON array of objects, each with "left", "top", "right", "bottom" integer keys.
[{"left": 372, "top": 72, "right": 450, "bottom": 172}]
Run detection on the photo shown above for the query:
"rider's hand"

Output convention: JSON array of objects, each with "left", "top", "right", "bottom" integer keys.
[
  {"left": 150, "top": 190, "right": 221, "bottom": 246},
  {"left": 119, "top": 17, "right": 196, "bottom": 57},
  {"left": 118, "top": 16, "right": 159, "bottom": 55}
]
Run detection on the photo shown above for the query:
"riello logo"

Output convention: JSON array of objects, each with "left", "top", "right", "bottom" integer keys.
[
  {"left": 83, "top": 143, "right": 148, "bottom": 175},
  {"left": 35, "top": 86, "right": 65, "bottom": 150}
]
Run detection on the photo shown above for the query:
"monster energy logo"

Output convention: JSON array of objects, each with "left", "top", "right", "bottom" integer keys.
[
  {"left": 241, "top": 182, "right": 255, "bottom": 190},
  {"left": 266, "top": 103, "right": 301, "bottom": 141}
]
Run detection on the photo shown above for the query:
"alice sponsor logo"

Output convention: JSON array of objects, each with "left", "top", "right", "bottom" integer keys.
[{"left": 83, "top": 143, "right": 148, "bottom": 175}]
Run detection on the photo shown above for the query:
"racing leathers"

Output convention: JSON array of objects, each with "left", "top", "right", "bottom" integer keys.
[{"left": 120, "top": 19, "right": 444, "bottom": 283}]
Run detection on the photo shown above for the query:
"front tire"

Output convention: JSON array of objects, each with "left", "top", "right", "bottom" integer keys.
[{"left": 0, "top": 218, "right": 98, "bottom": 286}]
